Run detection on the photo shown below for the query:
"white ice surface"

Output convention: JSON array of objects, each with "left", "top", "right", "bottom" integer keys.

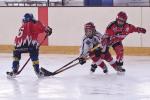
[{"left": 0, "top": 53, "right": 150, "bottom": 100}]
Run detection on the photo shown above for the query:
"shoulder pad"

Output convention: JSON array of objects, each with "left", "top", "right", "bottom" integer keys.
[
  {"left": 96, "top": 31, "right": 103, "bottom": 35},
  {"left": 107, "top": 21, "right": 116, "bottom": 29},
  {"left": 126, "top": 23, "right": 134, "bottom": 27}
]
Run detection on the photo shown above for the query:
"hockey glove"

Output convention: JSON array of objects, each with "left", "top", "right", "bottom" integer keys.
[
  {"left": 79, "top": 57, "right": 86, "bottom": 65},
  {"left": 102, "top": 35, "right": 110, "bottom": 46},
  {"left": 137, "top": 27, "right": 146, "bottom": 34},
  {"left": 45, "top": 26, "right": 52, "bottom": 36},
  {"left": 93, "top": 47, "right": 102, "bottom": 57}
]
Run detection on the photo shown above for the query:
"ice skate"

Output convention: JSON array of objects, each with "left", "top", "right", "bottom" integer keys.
[
  {"left": 36, "top": 71, "right": 45, "bottom": 78},
  {"left": 6, "top": 71, "right": 17, "bottom": 78},
  {"left": 90, "top": 64, "right": 97, "bottom": 74},
  {"left": 103, "top": 67, "right": 108, "bottom": 74},
  {"left": 116, "top": 66, "right": 126, "bottom": 75}
]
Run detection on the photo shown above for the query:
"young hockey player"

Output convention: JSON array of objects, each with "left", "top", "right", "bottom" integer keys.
[
  {"left": 79, "top": 22, "right": 124, "bottom": 74},
  {"left": 104, "top": 11, "right": 146, "bottom": 70},
  {"left": 7, "top": 13, "right": 52, "bottom": 78}
]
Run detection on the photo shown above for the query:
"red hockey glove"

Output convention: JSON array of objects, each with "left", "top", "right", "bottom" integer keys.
[{"left": 137, "top": 27, "right": 146, "bottom": 34}]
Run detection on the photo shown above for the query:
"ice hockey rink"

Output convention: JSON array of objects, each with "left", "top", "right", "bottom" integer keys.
[{"left": 0, "top": 53, "right": 150, "bottom": 100}]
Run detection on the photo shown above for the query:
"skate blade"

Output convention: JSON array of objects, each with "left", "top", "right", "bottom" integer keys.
[
  {"left": 7, "top": 74, "right": 16, "bottom": 78},
  {"left": 117, "top": 71, "right": 125, "bottom": 75},
  {"left": 6, "top": 72, "right": 16, "bottom": 78},
  {"left": 89, "top": 71, "right": 95, "bottom": 75},
  {"left": 104, "top": 72, "right": 109, "bottom": 75}
]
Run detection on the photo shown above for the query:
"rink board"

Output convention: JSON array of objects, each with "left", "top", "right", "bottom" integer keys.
[{"left": 0, "top": 45, "right": 150, "bottom": 56}]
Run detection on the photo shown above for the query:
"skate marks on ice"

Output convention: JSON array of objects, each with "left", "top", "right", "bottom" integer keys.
[
  {"left": 2, "top": 73, "right": 150, "bottom": 100},
  {"left": 0, "top": 54, "right": 150, "bottom": 100},
  {"left": 38, "top": 73, "right": 150, "bottom": 100}
]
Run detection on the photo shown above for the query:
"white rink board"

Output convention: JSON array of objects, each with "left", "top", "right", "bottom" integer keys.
[
  {"left": 0, "top": 53, "right": 150, "bottom": 100},
  {"left": 0, "top": 7, "right": 150, "bottom": 47},
  {"left": 0, "top": 7, "right": 37, "bottom": 45},
  {"left": 141, "top": 7, "right": 150, "bottom": 47},
  {"left": 48, "top": 7, "right": 143, "bottom": 47}
]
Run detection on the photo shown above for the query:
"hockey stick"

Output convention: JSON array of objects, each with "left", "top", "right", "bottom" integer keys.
[
  {"left": 53, "top": 62, "right": 80, "bottom": 75},
  {"left": 16, "top": 34, "right": 48, "bottom": 75},
  {"left": 52, "top": 56, "right": 92, "bottom": 75},
  {"left": 41, "top": 56, "right": 91, "bottom": 76},
  {"left": 53, "top": 57, "right": 79, "bottom": 73},
  {"left": 55, "top": 45, "right": 100, "bottom": 73},
  {"left": 54, "top": 44, "right": 101, "bottom": 73},
  {"left": 40, "top": 57, "right": 79, "bottom": 76},
  {"left": 41, "top": 44, "right": 101, "bottom": 76}
]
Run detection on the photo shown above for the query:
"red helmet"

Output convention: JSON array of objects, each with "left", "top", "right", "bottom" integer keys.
[
  {"left": 84, "top": 22, "right": 95, "bottom": 30},
  {"left": 116, "top": 11, "right": 127, "bottom": 23}
]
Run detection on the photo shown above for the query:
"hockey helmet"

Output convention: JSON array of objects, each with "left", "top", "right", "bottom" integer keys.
[
  {"left": 116, "top": 11, "right": 127, "bottom": 26},
  {"left": 23, "top": 13, "right": 34, "bottom": 22},
  {"left": 84, "top": 22, "right": 96, "bottom": 38}
]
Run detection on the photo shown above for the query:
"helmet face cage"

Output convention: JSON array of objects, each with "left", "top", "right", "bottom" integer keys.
[
  {"left": 116, "top": 11, "right": 127, "bottom": 26},
  {"left": 84, "top": 22, "right": 95, "bottom": 38},
  {"left": 117, "top": 19, "right": 125, "bottom": 26},
  {"left": 85, "top": 28, "right": 94, "bottom": 38}
]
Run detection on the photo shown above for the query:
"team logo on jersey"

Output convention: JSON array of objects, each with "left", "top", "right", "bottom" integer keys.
[
  {"left": 93, "top": 38, "right": 97, "bottom": 42},
  {"left": 86, "top": 40, "right": 91, "bottom": 45},
  {"left": 17, "top": 27, "right": 24, "bottom": 38},
  {"left": 125, "top": 27, "right": 129, "bottom": 32}
]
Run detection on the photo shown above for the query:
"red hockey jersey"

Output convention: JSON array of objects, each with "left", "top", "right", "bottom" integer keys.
[
  {"left": 105, "top": 21, "right": 138, "bottom": 45},
  {"left": 15, "top": 21, "right": 45, "bottom": 47}
]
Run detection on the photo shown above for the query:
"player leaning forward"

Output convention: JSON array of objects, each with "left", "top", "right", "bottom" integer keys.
[
  {"left": 104, "top": 11, "right": 146, "bottom": 69},
  {"left": 78, "top": 22, "right": 124, "bottom": 74},
  {"left": 7, "top": 13, "right": 52, "bottom": 78}
]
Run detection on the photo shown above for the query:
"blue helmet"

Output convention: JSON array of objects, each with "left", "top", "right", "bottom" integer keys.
[{"left": 23, "top": 13, "right": 34, "bottom": 22}]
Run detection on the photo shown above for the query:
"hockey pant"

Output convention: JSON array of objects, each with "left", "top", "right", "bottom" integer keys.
[
  {"left": 12, "top": 47, "right": 40, "bottom": 74},
  {"left": 89, "top": 51, "right": 119, "bottom": 71},
  {"left": 112, "top": 42, "right": 124, "bottom": 66}
]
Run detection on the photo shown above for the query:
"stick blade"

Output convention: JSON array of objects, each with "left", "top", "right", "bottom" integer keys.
[{"left": 41, "top": 67, "right": 54, "bottom": 76}]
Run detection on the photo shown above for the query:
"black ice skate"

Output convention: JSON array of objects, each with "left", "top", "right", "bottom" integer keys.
[
  {"left": 90, "top": 64, "right": 97, "bottom": 73},
  {"left": 119, "top": 68, "right": 126, "bottom": 72},
  {"left": 103, "top": 67, "right": 108, "bottom": 74},
  {"left": 6, "top": 67, "right": 19, "bottom": 77},
  {"left": 116, "top": 66, "right": 126, "bottom": 75},
  {"left": 6, "top": 71, "right": 17, "bottom": 78},
  {"left": 35, "top": 71, "right": 45, "bottom": 78}
]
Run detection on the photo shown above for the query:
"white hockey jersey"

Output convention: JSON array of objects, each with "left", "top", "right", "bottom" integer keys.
[{"left": 80, "top": 31, "right": 106, "bottom": 57}]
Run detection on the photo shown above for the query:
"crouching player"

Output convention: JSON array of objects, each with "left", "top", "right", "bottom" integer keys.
[
  {"left": 79, "top": 22, "right": 125, "bottom": 74},
  {"left": 7, "top": 13, "right": 52, "bottom": 78}
]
